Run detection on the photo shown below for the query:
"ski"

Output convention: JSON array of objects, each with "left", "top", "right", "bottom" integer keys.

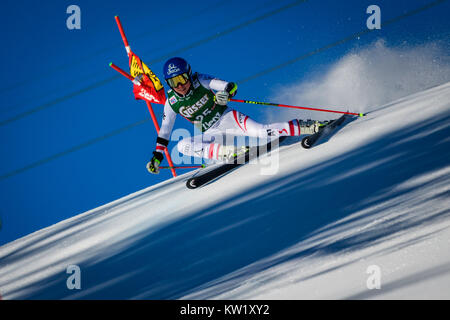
[
  {"left": 301, "top": 114, "right": 350, "bottom": 149},
  {"left": 186, "top": 137, "right": 287, "bottom": 189}
]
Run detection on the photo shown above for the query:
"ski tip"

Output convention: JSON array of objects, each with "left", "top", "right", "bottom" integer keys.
[
  {"left": 301, "top": 136, "right": 313, "bottom": 149},
  {"left": 186, "top": 179, "right": 198, "bottom": 189},
  {"left": 109, "top": 62, "right": 113, "bottom": 67}
]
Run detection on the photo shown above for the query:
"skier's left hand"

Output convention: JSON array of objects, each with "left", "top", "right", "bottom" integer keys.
[{"left": 147, "top": 151, "right": 164, "bottom": 174}]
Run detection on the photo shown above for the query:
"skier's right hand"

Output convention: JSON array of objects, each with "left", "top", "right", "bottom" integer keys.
[
  {"left": 147, "top": 151, "right": 164, "bottom": 174},
  {"left": 214, "top": 91, "right": 229, "bottom": 106},
  {"left": 214, "top": 82, "right": 238, "bottom": 105}
]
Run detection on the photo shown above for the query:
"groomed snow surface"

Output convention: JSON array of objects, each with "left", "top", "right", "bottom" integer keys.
[{"left": 0, "top": 82, "right": 449, "bottom": 300}]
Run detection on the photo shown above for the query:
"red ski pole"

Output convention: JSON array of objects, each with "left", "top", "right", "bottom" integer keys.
[{"left": 230, "top": 98, "right": 364, "bottom": 117}]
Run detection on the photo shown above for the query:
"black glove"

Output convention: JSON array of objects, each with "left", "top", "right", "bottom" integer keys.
[
  {"left": 225, "top": 82, "right": 238, "bottom": 97},
  {"left": 146, "top": 151, "right": 164, "bottom": 174}
]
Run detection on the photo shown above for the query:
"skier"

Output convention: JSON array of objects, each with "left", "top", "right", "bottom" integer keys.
[{"left": 147, "top": 57, "right": 319, "bottom": 174}]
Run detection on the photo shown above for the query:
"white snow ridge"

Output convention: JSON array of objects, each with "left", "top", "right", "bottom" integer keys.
[{"left": 1, "top": 82, "right": 450, "bottom": 300}]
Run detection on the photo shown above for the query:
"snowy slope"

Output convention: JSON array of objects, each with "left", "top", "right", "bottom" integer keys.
[{"left": 0, "top": 82, "right": 449, "bottom": 300}]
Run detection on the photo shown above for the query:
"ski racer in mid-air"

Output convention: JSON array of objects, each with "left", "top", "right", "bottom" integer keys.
[{"left": 147, "top": 57, "right": 319, "bottom": 174}]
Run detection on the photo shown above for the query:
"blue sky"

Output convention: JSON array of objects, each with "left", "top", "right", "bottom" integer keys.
[{"left": 0, "top": 0, "right": 449, "bottom": 244}]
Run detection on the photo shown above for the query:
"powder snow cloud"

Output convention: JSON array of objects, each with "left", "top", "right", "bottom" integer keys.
[{"left": 266, "top": 39, "right": 450, "bottom": 122}]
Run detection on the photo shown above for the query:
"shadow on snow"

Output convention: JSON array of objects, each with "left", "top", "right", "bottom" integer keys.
[{"left": 6, "top": 110, "right": 450, "bottom": 299}]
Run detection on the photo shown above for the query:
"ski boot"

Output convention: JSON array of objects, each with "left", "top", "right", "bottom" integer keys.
[
  {"left": 298, "top": 119, "right": 336, "bottom": 134},
  {"left": 298, "top": 119, "right": 320, "bottom": 135},
  {"left": 318, "top": 119, "right": 333, "bottom": 128}
]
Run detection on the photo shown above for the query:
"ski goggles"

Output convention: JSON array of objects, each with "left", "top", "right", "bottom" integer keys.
[{"left": 167, "top": 73, "right": 190, "bottom": 88}]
